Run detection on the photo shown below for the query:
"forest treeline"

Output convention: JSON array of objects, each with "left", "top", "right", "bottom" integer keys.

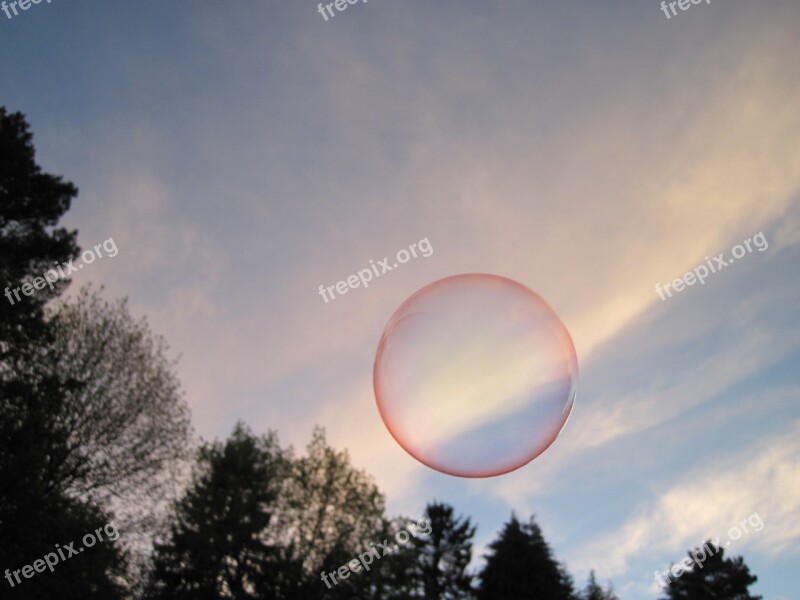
[{"left": 0, "top": 107, "right": 764, "bottom": 599}]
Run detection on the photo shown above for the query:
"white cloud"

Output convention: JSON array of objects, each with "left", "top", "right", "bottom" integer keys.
[{"left": 571, "top": 421, "right": 800, "bottom": 576}]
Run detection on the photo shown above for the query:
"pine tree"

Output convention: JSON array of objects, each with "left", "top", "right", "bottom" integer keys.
[
  {"left": 0, "top": 106, "right": 80, "bottom": 539},
  {"left": 0, "top": 107, "right": 79, "bottom": 350},
  {"left": 413, "top": 502, "right": 476, "bottom": 600},
  {"left": 145, "top": 423, "right": 287, "bottom": 599},
  {"left": 367, "top": 517, "right": 425, "bottom": 600},
  {"left": 1, "top": 107, "right": 128, "bottom": 599},
  {"left": 579, "top": 570, "right": 617, "bottom": 600},
  {"left": 477, "top": 515, "right": 574, "bottom": 600},
  {"left": 658, "top": 541, "right": 762, "bottom": 600}
]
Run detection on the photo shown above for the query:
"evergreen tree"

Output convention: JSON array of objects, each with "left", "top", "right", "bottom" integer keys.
[
  {"left": 1, "top": 107, "right": 128, "bottom": 599},
  {"left": 367, "top": 517, "right": 426, "bottom": 600},
  {"left": 477, "top": 515, "right": 574, "bottom": 600},
  {"left": 579, "top": 570, "right": 617, "bottom": 600},
  {"left": 3, "top": 498, "right": 129, "bottom": 599},
  {"left": 412, "top": 502, "right": 475, "bottom": 600},
  {"left": 145, "top": 423, "right": 287, "bottom": 599},
  {"left": 0, "top": 106, "right": 80, "bottom": 532},
  {"left": 658, "top": 542, "right": 762, "bottom": 600},
  {"left": 319, "top": 506, "right": 474, "bottom": 600},
  {"left": 0, "top": 107, "right": 79, "bottom": 350}
]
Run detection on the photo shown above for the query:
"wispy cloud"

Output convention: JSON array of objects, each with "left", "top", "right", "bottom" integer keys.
[{"left": 571, "top": 420, "right": 800, "bottom": 576}]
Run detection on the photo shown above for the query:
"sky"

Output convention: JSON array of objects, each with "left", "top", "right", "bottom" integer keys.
[{"left": 2, "top": 1, "right": 799, "bottom": 598}]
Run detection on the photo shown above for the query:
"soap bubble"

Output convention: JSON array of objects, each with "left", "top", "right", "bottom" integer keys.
[{"left": 373, "top": 273, "right": 577, "bottom": 477}]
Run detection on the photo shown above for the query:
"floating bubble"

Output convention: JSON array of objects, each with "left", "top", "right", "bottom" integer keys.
[{"left": 373, "top": 273, "right": 577, "bottom": 478}]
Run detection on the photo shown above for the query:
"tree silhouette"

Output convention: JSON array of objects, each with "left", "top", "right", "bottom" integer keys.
[
  {"left": 145, "top": 423, "right": 287, "bottom": 599},
  {"left": 0, "top": 106, "right": 80, "bottom": 525},
  {"left": 40, "top": 285, "right": 192, "bottom": 586},
  {"left": 2, "top": 498, "right": 129, "bottom": 600},
  {"left": 0, "top": 107, "right": 79, "bottom": 350},
  {"left": 579, "top": 570, "right": 617, "bottom": 600},
  {"left": 147, "top": 426, "right": 389, "bottom": 600},
  {"left": 1, "top": 108, "right": 128, "bottom": 599},
  {"left": 657, "top": 541, "right": 762, "bottom": 600},
  {"left": 269, "top": 427, "right": 385, "bottom": 597},
  {"left": 366, "top": 516, "right": 427, "bottom": 600},
  {"left": 42, "top": 287, "right": 192, "bottom": 505},
  {"left": 477, "top": 515, "right": 574, "bottom": 600},
  {"left": 411, "top": 502, "right": 476, "bottom": 600}
]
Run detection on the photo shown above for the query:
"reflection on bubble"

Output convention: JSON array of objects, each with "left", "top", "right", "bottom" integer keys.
[{"left": 373, "top": 273, "right": 577, "bottom": 478}]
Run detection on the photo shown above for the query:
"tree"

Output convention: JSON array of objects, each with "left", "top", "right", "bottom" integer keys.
[
  {"left": 578, "top": 570, "right": 617, "bottom": 600},
  {"left": 0, "top": 106, "right": 80, "bottom": 519},
  {"left": 476, "top": 515, "right": 574, "bottom": 600},
  {"left": 412, "top": 502, "right": 475, "bottom": 600},
  {"left": 145, "top": 423, "right": 287, "bottom": 599},
  {"left": 147, "top": 427, "right": 387, "bottom": 600},
  {"left": 0, "top": 106, "right": 79, "bottom": 353},
  {"left": 365, "top": 517, "right": 427, "bottom": 600},
  {"left": 658, "top": 541, "right": 762, "bottom": 600},
  {"left": 5, "top": 285, "right": 194, "bottom": 593},
  {"left": 43, "top": 287, "right": 192, "bottom": 516},
  {"left": 269, "top": 427, "right": 386, "bottom": 598},
  {"left": 3, "top": 498, "right": 129, "bottom": 600},
  {"left": 0, "top": 107, "right": 129, "bottom": 599}
]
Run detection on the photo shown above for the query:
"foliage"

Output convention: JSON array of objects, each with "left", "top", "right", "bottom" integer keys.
[
  {"left": 0, "top": 107, "right": 129, "bottom": 599},
  {"left": 270, "top": 428, "right": 385, "bottom": 581},
  {"left": 412, "top": 502, "right": 475, "bottom": 600},
  {"left": 476, "top": 514, "right": 574, "bottom": 600},
  {"left": 658, "top": 542, "right": 762, "bottom": 600},
  {"left": 579, "top": 570, "right": 618, "bottom": 600},
  {"left": 145, "top": 423, "right": 287, "bottom": 599}
]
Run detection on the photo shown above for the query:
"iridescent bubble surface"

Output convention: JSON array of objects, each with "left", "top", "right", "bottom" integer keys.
[{"left": 373, "top": 273, "right": 577, "bottom": 478}]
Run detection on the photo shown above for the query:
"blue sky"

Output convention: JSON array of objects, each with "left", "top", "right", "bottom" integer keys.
[{"left": 2, "top": 1, "right": 799, "bottom": 598}]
